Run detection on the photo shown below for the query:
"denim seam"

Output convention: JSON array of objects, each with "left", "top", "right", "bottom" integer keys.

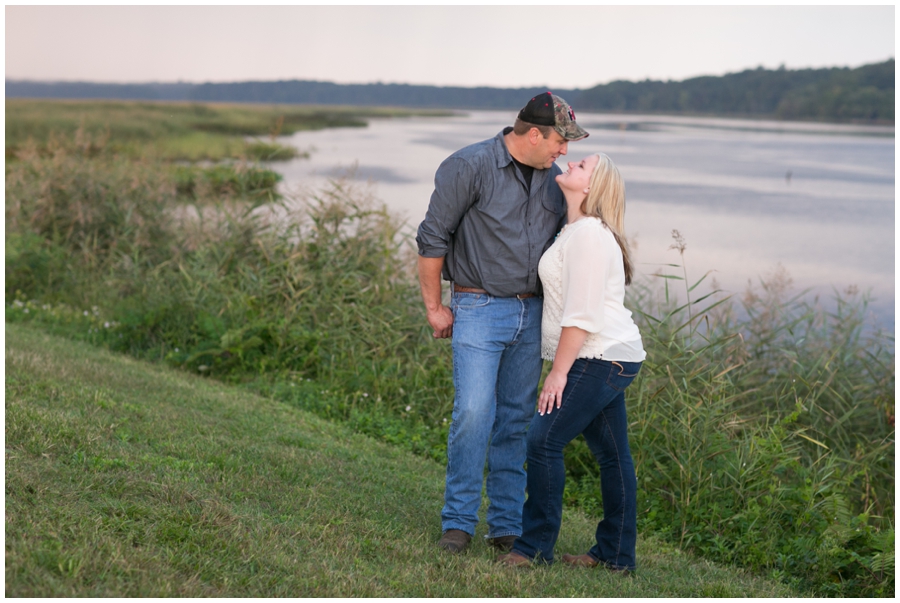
[
  {"left": 445, "top": 338, "right": 462, "bottom": 530},
  {"left": 511, "top": 296, "right": 525, "bottom": 345},
  {"left": 536, "top": 423, "right": 555, "bottom": 559},
  {"left": 600, "top": 394, "right": 627, "bottom": 568},
  {"left": 536, "top": 360, "right": 587, "bottom": 560}
]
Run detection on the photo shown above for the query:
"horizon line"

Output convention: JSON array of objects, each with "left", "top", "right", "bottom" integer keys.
[{"left": 5, "top": 57, "right": 894, "bottom": 91}]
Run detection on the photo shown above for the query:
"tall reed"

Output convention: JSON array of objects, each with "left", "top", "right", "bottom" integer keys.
[{"left": 567, "top": 240, "right": 893, "bottom": 595}]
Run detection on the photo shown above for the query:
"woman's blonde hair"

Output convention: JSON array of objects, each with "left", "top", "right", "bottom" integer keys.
[{"left": 580, "top": 153, "right": 634, "bottom": 284}]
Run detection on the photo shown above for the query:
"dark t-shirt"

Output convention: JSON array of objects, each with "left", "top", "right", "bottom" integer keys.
[{"left": 512, "top": 156, "right": 534, "bottom": 193}]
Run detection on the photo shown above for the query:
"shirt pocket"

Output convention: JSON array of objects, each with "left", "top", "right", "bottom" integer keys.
[{"left": 540, "top": 183, "right": 565, "bottom": 216}]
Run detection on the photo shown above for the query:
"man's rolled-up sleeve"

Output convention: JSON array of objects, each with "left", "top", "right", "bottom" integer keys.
[{"left": 416, "top": 156, "right": 477, "bottom": 258}]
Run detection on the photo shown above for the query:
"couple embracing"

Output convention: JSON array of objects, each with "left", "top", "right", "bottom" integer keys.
[{"left": 416, "top": 93, "right": 645, "bottom": 572}]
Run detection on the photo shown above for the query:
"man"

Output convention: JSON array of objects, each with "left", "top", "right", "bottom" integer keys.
[{"left": 416, "top": 92, "right": 589, "bottom": 554}]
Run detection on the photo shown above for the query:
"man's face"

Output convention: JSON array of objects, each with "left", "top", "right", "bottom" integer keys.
[{"left": 533, "top": 130, "right": 569, "bottom": 169}]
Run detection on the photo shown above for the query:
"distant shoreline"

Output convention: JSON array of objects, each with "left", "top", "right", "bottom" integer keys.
[{"left": 6, "top": 59, "right": 894, "bottom": 125}]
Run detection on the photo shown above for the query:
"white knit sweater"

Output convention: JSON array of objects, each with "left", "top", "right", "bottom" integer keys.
[{"left": 538, "top": 217, "right": 646, "bottom": 362}]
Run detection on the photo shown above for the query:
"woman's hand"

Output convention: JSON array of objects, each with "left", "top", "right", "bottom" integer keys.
[
  {"left": 538, "top": 370, "right": 568, "bottom": 415},
  {"left": 538, "top": 327, "right": 587, "bottom": 416}
]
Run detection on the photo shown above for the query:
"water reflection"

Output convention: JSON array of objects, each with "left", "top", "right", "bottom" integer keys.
[{"left": 271, "top": 111, "right": 895, "bottom": 329}]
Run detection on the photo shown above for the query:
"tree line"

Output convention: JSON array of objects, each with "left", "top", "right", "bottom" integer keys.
[
  {"left": 577, "top": 60, "right": 893, "bottom": 122},
  {"left": 6, "top": 59, "right": 893, "bottom": 123}
]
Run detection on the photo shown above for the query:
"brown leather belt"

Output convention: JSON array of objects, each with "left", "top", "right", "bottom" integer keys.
[{"left": 453, "top": 285, "right": 536, "bottom": 299}]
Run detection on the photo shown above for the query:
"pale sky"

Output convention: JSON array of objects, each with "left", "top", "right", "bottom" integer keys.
[{"left": 5, "top": 5, "right": 896, "bottom": 89}]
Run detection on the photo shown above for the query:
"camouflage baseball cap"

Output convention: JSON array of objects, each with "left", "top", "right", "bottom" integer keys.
[{"left": 517, "top": 91, "right": 589, "bottom": 141}]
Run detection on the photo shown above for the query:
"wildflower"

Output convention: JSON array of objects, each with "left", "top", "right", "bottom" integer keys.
[
  {"left": 363, "top": 393, "right": 369, "bottom": 397},
  {"left": 668, "top": 229, "right": 687, "bottom": 254},
  {"left": 23, "top": 308, "right": 29, "bottom": 313},
  {"left": 13, "top": 300, "right": 23, "bottom": 307},
  {"left": 174, "top": 347, "right": 179, "bottom": 352},
  {"left": 104, "top": 322, "right": 110, "bottom": 328},
  {"left": 83, "top": 311, "right": 89, "bottom": 316},
  {"left": 405, "top": 405, "right": 412, "bottom": 412}
]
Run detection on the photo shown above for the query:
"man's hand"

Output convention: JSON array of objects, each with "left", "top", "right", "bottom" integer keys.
[
  {"left": 427, "top": 304, "right": 454, "bottom": 339},
  {"left": 418, "top": 255, "right": 453, "bottom": 339}
]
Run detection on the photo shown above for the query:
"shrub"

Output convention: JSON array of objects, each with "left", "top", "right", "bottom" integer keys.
[
  {"left": 173, "top": 163, "right": 282, "bottom": 200},
  {"left": 5, "top": 134, "right": 177, "bottom": 302},
  {"left": 244, "top": 140, "right": 303, "bottom": 161}
]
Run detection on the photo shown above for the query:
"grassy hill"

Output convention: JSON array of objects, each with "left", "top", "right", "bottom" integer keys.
[{"left": 5, "top": 323, "right": 803, "bottom": 597}]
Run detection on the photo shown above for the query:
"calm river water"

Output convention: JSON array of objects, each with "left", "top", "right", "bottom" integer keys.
[{"left": 271, "top": 111, "right": 895, "bottom": 329}]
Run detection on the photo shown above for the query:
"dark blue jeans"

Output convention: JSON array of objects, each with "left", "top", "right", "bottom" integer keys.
[{"left": 513, "top": 358, "right": 641, "bottom": 570}]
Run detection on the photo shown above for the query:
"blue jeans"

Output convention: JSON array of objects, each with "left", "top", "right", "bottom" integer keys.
[
  {"left": 513, "top": 358, "right": 641, "bottom": 570},
  {"left": 442, "top": 291, "right": 544, "bottom": 538}
]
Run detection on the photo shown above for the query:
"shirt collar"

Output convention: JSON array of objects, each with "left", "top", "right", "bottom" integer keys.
[
  {"left": 494, "top": 128, "right": 554, "bottom": 189},
  {"left": 494, "top": 128, "right": 515, "bottom": 169}
]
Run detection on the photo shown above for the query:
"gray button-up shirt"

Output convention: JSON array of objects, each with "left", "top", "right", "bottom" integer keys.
[{"left": 416, "top": 128, "right": 566, "bottom": 298}]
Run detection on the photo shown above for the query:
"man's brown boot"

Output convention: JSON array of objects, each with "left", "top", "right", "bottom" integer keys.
[
  {"left": 438, "top": 529, "right": 471, "bottom": 553},
  {"left": 487, "top": 535, "right": 518, "bottom": 552}
]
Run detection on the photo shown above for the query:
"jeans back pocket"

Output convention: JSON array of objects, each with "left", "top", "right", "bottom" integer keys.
[{"left": 606, "top": 361, "right": 641, "bottom": 391}]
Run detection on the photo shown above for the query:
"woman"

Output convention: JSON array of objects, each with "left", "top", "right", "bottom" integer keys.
[{"left": 499, "top": 153, "right": 645, "bottom": 572}]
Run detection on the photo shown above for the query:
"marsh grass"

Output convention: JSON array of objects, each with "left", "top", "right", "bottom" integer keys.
[
  {"left": 173, "top": 163, "right": 283, "bottom": 201},
  {"left": 606, "top": 262, "right": 892, "bottom": 595},
  {"left": 244, "top": 140, "right": 304, "bottom": 161},
  {"left": 5, "top": 118, "right": 894, "bottom": 596},
  {"left": 5, "top": 99, "right": 448, "bottom": 162}
]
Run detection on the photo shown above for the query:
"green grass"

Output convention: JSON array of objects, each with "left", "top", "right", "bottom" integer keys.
[{"left": 5, "top": 322, "right": 804, "bottom": 597}]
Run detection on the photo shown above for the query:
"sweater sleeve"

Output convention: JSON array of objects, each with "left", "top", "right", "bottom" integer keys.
[{"left": 559, "top": 222, "right": 611, "bottom": 334}]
